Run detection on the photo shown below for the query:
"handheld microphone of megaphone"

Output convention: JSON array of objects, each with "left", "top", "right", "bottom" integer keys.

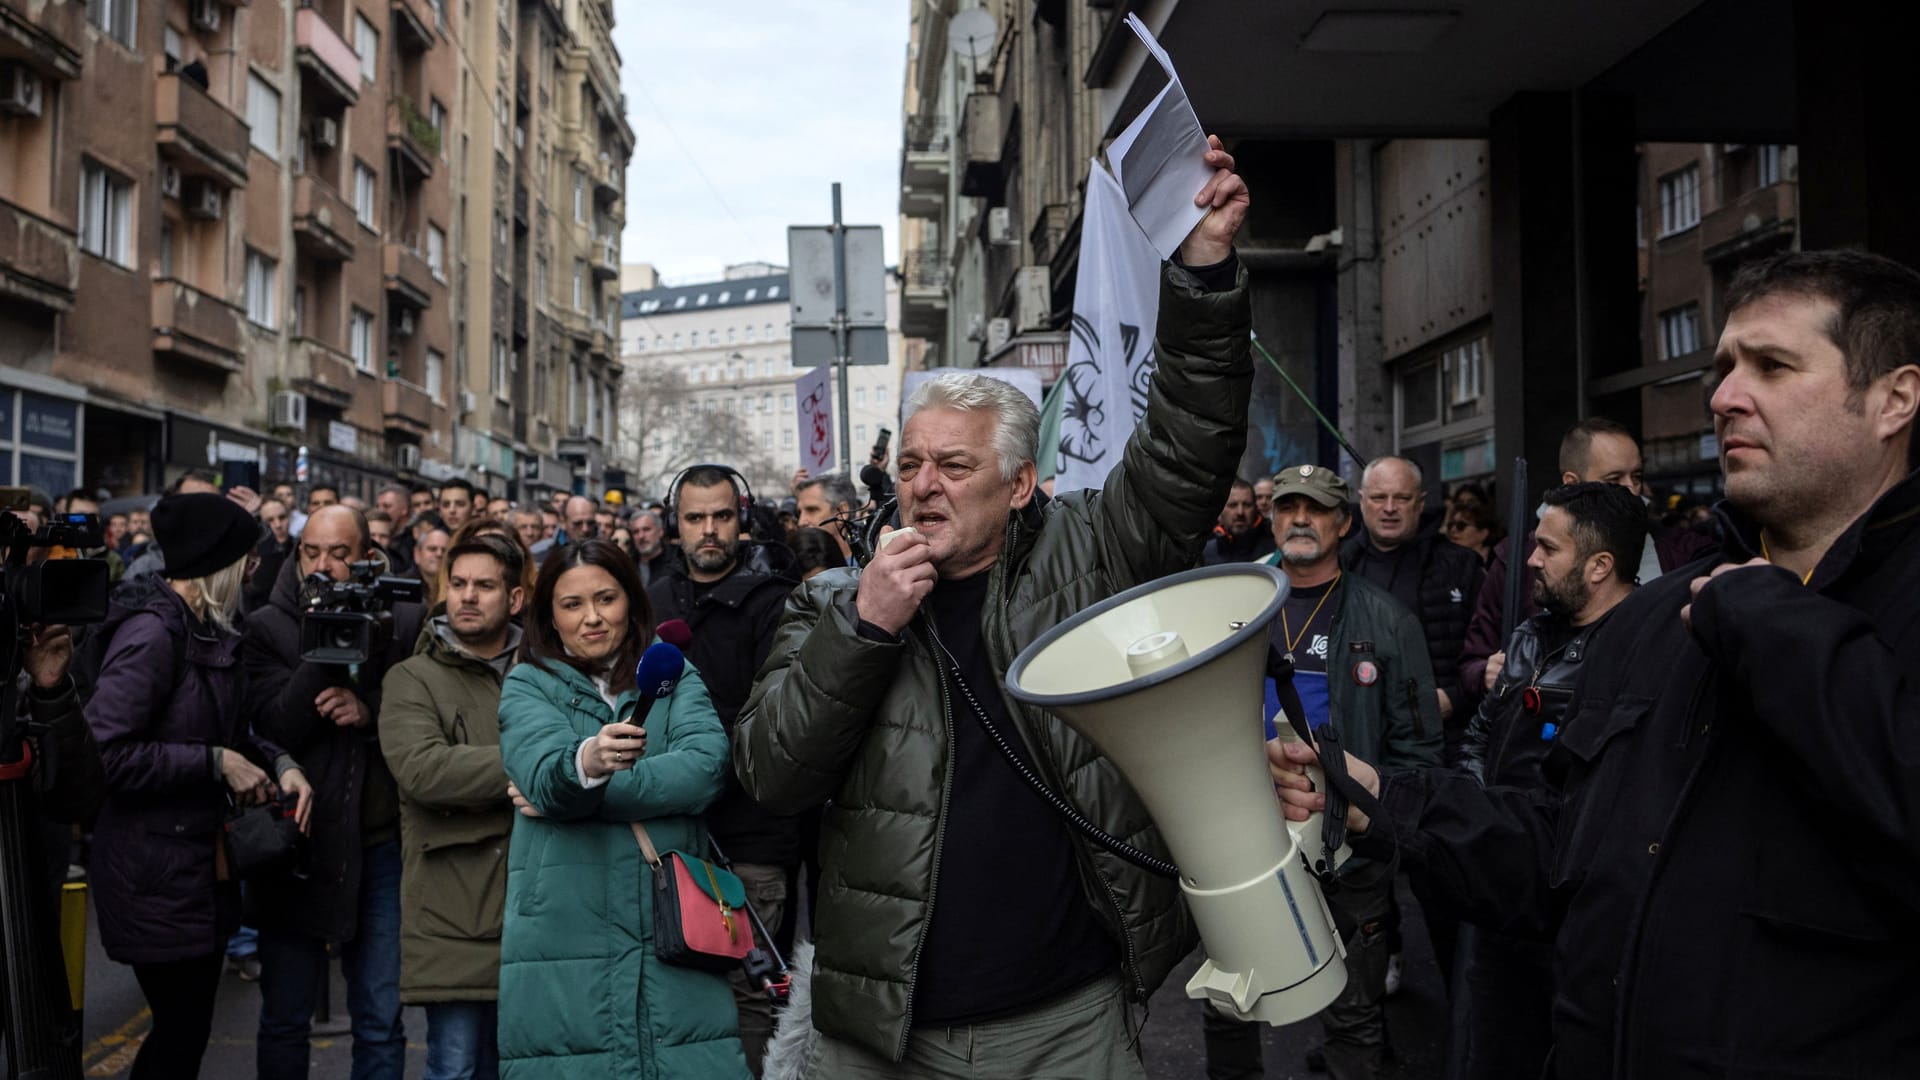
[{"left": 626, "top": 642, "right": 685, "bottom": 729}]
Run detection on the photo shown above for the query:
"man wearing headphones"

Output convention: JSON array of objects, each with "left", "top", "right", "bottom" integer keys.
[{"left": 646, "top": 464, "right": 798, "bottom": 1076}]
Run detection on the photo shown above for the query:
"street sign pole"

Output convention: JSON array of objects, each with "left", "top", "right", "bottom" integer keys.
[{"left": 830, "top": 183, "right": 852, "bottom": 472}]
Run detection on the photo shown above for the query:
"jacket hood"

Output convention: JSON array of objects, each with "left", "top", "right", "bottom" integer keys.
[{"left": 426, "top": 614, "right": 522, "bottom": 678}]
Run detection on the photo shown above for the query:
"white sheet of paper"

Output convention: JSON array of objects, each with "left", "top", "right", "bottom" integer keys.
[
  {"left": 1107, "top": 13, "right": 1213, "bottom": 260},
  {"left": 795, "top": 365, "right": 835, "bottom": 473}
]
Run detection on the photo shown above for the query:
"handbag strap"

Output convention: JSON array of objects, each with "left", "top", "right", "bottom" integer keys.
[{"left": 630, "top": 822, "right": 663, "bottom": 869}]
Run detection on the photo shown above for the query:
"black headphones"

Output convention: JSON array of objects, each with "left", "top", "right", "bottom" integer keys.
[{"left": 664, "top": 463, "right": 755, "bottom": 523}]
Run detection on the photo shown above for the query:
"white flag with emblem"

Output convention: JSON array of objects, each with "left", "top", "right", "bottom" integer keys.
[{"left": 1055, "top": 162, "right": 1162, "bottom": 493}]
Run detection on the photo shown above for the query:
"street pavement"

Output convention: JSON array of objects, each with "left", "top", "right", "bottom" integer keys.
[{"left": 76, "top": 882, "right": 1448, "bottom": 1078}]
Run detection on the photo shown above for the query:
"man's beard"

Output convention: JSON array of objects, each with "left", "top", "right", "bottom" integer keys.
[
  {"left": 1277, "top": 527, "right": 1327, "bottom": 566},
  {"left": 1533, "top": 569, "right": 1590, "bottom": 617},
  {"left": 450, "top": 611, "right": 508, "bottom": 650},
  {"left": 688, "top": 541, "right": 735, "bottom": 574}
]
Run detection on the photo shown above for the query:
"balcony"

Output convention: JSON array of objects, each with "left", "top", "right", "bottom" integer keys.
[
  {"left": 0, "top": 195, "right": 78, "bottom": 313},
  {"left": 592, "top": 157, "right": 622, "bottom": 203},
  {"left": 959, "top": 92, "right": 1004, "bottom": 200},
  {"left": 295, "top": 8, "right": 360, "bottom": 107},
  {"left": 383, "top": 242, "right": 434, "bottom": 309},
  {"left": 290, "top": 336, "right": 358, "bottom": 408},
  {"left": 511, "top": 289, "right": 528, "bottom": 342},
  {"left": 1702, "top": 180, "right": 1797, "bottom": 264},
  {"left": 151, "top": 277, "right": 245, "bottom": 373},
  {"left": 513, "top": 183, "right": 529, "bottom": 226},
  {"left": 293, "top": 173, "right": 355, "bottom": 262},
  {"left": 0, "top": 0, "right": 84, "bottom": 80},
  {"left": 386, "top": 96, "right": 437, "bottom": 182},
  {"left": 382, "top": 379, "right": 433, "bottom": 436},
  {"left": 155, "top": 72, "right": 250, "bottom": 190},
  {"left": 899, "top": 247, "right": 948, "bottom": 340},
  {"left": 900, "top": 116, "right": 949, "bottom": 219},
  {"left": 389, "top": 0, "right": 434, "bottom": 52},
  {"left": 589, "top": 235, "right": 618, "bottom": 280}
]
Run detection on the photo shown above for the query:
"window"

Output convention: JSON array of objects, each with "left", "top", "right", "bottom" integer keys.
[
  {"left": 1660, "top": 304, "right": 1702, "bottom": 361},
  {"left": 745, "top": 324, "right": 755, "bottom": 342},
  {"left": 426, "top": 349, "right": 445, "bottom": 402},
  {"left": 762, "top": 358, "right": 773, "bottom": 377},
  {"left": 634, "top": 336, "right": 646, "bottom": 352},
  {"left": 353, "top": 162, "right": 378, "bottom": 228},
  {"left": 244, "top": 73, "right": 281, "bottom": 155},
  {"left": 491, "top": 335, "right": 509, "bottom": 395},
  {"left": 1756, "top": 144, "right": 1782, "bottom": 188},
  {"left": 707, "top": 329, "right": 718, "bottom": 346},
  {"left": 572, "top": 260, "right": 585, "bottom": 310},
  {"left": 765, "top": 322, "right": 774, "bottom": 340},
  {"left": 1658, "top": 165, "right": 1700, "bottom": 236},
  {"left": 567, "top": 359, "right": 582, "bottom": 427},
  {"left": 244, "top": 249, "right": 278, "bottom": 328},
  {"left": 430, "top": 99, "right": 448, "bottom": 159},
  {"left": 78, "top": 160, "right": 132, "bottom": 267},
  {"left": 855, "top": 386, "right": 867, "bottom": 408},
  {"left": 876, "top": 385, "right": 887, "bottom": 406},
  {"left": 672, "top": 332, "right": 682, "bottom": 349},
  {"left": 354, "top": 15, "right": 378, "bottom": 83},
  {"left": 760, "top": 393, "right": 771, "bottom": 413},
  {"left": 350, "top": 308, "right": 375, "bottom": 371},
  {"left": 163, "top": 24, "right": 182, "bottom": 67},
  {"left": 427, "top": 225, "right": 447, "bottom": 279},
  {"left": 781, "top": 393, "right": 792, "bottom": 412},
  {"left": 856, "top": 424, "right": 867, "bottom": 444},
  {"left": 727, "top": 327, "right": 737, "bottom": 343},
  {"left": 573, "top": 170, "right": 586, "bottom": 222},
  {"left": 496, "top": 90, "right": 508, "bottom": 140},
  {"left": 783, "top": 429, "right": 794, "bottom": 449},
  {"left": 535, "top": 253, "right": 549, "bottom": 298},
  {"left": 86, "top": 0, "right": 136, "bottom": 48}
]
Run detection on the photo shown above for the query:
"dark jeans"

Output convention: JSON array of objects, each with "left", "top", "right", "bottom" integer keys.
[
  {"left": 130, "top": 953, "right": 223, "bottom": 1080},
  {"left": 256, "top": 840, "right": 405, "bottom": 1080},
  {"left": 424, "top": 1002, "right": 499, "bottom": 1080}
]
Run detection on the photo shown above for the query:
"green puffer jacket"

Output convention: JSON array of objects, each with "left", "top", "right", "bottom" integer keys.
[
  {"left": 735, "top": 262, "right": 1252, "bottom": 1061},
  {"left": 1258, "top": 551, "right": 1444, "bottom": 770},
  {"left": 496, "top": 652, "right": 749, "bottom": 1080},
  {"left": 379, "top": 619, "right": 520, "bottom": 1004}
]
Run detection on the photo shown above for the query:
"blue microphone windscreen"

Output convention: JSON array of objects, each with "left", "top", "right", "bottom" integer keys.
[{"left": 635, "top": 642, "right": 684, "bottom": 699}]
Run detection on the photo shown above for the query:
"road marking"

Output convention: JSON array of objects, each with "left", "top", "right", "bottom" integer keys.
[{"left": 83, "top": 1007, "right": 151, "bottom": 1075}]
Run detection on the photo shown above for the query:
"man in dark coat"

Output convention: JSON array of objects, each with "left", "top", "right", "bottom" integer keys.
[
  {"left": 647, "top": 465, "right": 796, "bottom": 1075},
  {"left": 1274, "top": 249, "right": 1920, "bottom": 1079},
  {"left": 242, "top": 503, "right": 424, "bottom": 1080},
  {"left": 1201, "top": 476, "right": 1276, "bottom": 564},
  {"left": 1457, "top": 418, "right": 1715, "bottom": 713}
]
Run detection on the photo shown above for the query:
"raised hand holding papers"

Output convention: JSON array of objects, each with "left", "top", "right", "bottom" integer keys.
[{"left": 1107, "top": 13, "right": 1216, "bottom": 259}]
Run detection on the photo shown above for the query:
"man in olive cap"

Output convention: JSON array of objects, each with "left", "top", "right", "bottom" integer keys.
[{"left": 1202, "top": 465, "right": 1442, "bottom": 1080}]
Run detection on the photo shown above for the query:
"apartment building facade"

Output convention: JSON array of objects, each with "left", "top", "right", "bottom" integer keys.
[
  {"left": 618, "top": 262, "right": 904, "bottom": 502},
  {"left": 0, "top": 0, "right": 630, "bottom": 501}
]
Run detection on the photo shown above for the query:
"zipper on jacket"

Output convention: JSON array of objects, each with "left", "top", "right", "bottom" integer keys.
[{"left": 896, "top": 627, "right": 956, "bottom": 1060}]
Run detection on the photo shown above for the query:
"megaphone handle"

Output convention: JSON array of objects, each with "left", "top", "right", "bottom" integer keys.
[{"left": 1268, "top": 646, "right": 1399, "bottom": 886}]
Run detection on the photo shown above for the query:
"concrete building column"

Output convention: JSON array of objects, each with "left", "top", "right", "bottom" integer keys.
[
  {"left": 1488, "top": 91, "right": 1638, "bottom": 513},
  {"left": 1794, "top": 0, "right": 1920, "bottom": 267},
  {"left": 1333, "top": 139, "right": 1391, "bottom": 471}
]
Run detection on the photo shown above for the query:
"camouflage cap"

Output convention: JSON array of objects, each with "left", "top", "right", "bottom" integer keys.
[{"left": 1270, "top": 464, "right": 1350, "bottom": 510}]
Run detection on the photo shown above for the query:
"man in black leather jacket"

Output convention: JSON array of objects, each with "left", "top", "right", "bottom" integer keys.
[{"left": 1455, "top": 481, "right": 1645, "bottom": 1080}]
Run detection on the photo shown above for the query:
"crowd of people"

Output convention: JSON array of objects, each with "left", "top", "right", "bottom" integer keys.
[{"left": 4, "top": 140, "right": 1917, "bottom": 1080}]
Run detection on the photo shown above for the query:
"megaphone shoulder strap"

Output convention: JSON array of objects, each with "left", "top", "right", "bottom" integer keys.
[
  {"left": 924, "top": 630, "right": 1182, "bottom": 881},
  {"left": 1268, "top": 647, "right": 1400, "bottom": 893}
]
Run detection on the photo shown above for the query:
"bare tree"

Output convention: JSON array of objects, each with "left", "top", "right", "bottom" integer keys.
[{"left": 619, "top": 365, "right": 783, "bottom": 502}]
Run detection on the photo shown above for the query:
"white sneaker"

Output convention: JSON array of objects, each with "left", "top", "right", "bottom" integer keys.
[{"left": 1384, "top": 952, "right": 1405, "bottom": 996}]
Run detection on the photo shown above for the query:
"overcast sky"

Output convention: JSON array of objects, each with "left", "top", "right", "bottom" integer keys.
[{"left": 612, "top": 2, "right": 909, "bottom": 286}]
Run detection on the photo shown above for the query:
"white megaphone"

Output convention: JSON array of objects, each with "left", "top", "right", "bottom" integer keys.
[{"left": 1005, "top": 562, "right": 1347, "bottom": 1026}]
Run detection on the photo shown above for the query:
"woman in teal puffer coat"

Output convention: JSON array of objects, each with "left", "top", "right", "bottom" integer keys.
[{"left": 497, "top": 539, "right": 749, "bottom": 1080}]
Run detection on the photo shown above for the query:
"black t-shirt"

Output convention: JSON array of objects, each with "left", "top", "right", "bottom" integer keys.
[
  {"left": 1268, "top": 576, "right": 1339, "bottom": 731},
  {"left": 911, "top": 571, "right": 1118, "bottom": 1025}
]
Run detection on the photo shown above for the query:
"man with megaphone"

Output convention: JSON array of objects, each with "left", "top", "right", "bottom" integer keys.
[
  {"left": 1272, "top": 250, "right": 1920, "bottom": 1080},
  {"left": 735, "top": 137, "right": 1251, "bottom": 1077}
]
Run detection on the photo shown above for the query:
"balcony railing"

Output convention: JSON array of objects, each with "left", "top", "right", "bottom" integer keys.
[
  {"left": 0, "top": 194, "right": 79, "bottom": 313},
  {"left": 296, "top": 8, "right": 360, "bottom": 105},
  {"left": 151, "top": 277, "right": 245, "bottom": 372},
  {"left": 156, "top": 71, "right": 250, "bottom": 189},
  {"left": 387, "top": 95, "right": 438, "bottom": 180},
  {"left": 1, "top": 0, "right": 84, "bottom": 79},
  {"left": 1701, "top": 180, "right": 1797, "bottom": 264},
  {"left": 900, "top": 248, "right": 949, "bottom": 291},
  {"left": 291, "top": 336, "right": 358, "bottom": 407},
  {"left": 293, "top": 173, "right": 356, "bottom": 261},
  {"left": 383, "top": 242, "right": 435, "bottom": 308},
  {"left": 389, "top": 0, "right": 435, "bottom": 51},
  {"left": 382, "top": 379, "right": 434, "bottom": 434}
]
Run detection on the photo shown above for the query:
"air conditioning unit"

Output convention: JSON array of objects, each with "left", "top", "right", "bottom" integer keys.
[
  {"left": 159, "top": 162, "right": 182, "bottom": 200},
  {"left": 311, "top": 116, "right": 339, "bottom": 150},
  {"left": 986, "top": 317, "right": 1012, "bottom": 353},
  {"left": 1014, "top": 266, "right": 1050, "bottom": 331},
  {"left": 190, "top": 0, "right": 221, "bottom": 31},
  {"left": 987, "top": 207, "right": 1016, "bottom": 247},
  {"left": 393, "top": 309, "right": 416, "bottom": 338},
  {"left": 395, "top": 443, "right": 422, "bottom": 472},
  {"left": 0, "top": 64, "right": 44, "bottom": 119},
  {"left": 185, "top": 180, "right": 223, "bottom": 219},
  {"left": 458, "top": 388, "right": 476, "bottom": 416},
  {"left": 270, "top": 390, "right": 308, "bottom": 430}
]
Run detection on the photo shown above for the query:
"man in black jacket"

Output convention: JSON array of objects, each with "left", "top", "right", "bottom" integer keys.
[
  {"left": 1454, "top": 481, "right": 1643, "bottom": 1080},
  {"left": 1201, "top": 477, "right": 1275, "bottom": 564},
  {"left": 1341, "top": 456, "right": 1483, "bottom": 746},
  {"left": 1275, "top": 249, "right": 1920, "bottom": 1079},
  {"left": 242, "top": 504, "right": 424, "bottom": 1080},
  {"left": 646, "top": 465, "right": 795, "bottom": 1076}
]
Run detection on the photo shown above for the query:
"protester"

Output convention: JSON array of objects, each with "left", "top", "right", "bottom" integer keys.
[
  {"left": 1273, "top": 249, "right": 1920, "bottom": 1079},
  {"left": 366, "top": 509, "right": 397, "bottom": 560},
  {"left": 376, "top": 485, "right": 417, "bottom": 571},
  {"left": 248, "top": 498, "right": 296, "bottom": 612},
  {"left": 609, "top": 525, "right": 633, "bottom": 557},
  {"left": 495, "top": 540, "right": 747, "bottom": 1077},
  {"left": 649, "top": 466, "right": 797, "bottom": 1074},
  {"left": 509, "top": 508, "right": 544, "bottom": 553},
  {"left": 1457, "top": 419, "right": 1715, "bottom": 712},
  {"left": 1201, "top": 477, "right": 1275, "bottom": 564},
  {"left": 787, "top": 527, "right": 842, "bottom": 581},
  {"left": 87, "top": 493, "right": 313, "bottom": 1080},
  {"left": 381, "top": 534, "right": 527, "bottom": 1080},
  {"left": 409, "top": 484, "right": 439, "bottom": 522},
  {"left": 1444, "top": 499, "right": 1501, "bottom": 567},
  {"left": 1253, "top": 475, "right": 1274, "bottom": 518},
  {"left": 416, "top": 525, "right": 453, "bottom": 610},
  {"left": 439, "top": 478, "right": 476, "bottom": 535},
  {"left": 1207, "top": 466, "right": 1440, "bottom": 1080},
  {"left": 269, "top": 482, "right": 305, "bottom": 538},
  {"left": 1454, "top": 481, "right": 1644, "bottom": 1080},
  {"left": 736, "top": 136, "right": 1250, "bottom": 1076},
  {"left": 628, "top": 509, "right": 671, "bottom": 586},
  {"left": 306, "top": 485, "right": 339, "bottom": 516},
  {"left": 793, "top": 471, "right": 858, "bottom": 563},
  {"left": 242, "top": 504, "right": 424, "bottom": 1080}
]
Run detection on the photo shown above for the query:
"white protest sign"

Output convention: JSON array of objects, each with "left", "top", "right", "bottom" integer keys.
[{"left": 795, "top": 365, "right": 835, "bottom": 473}]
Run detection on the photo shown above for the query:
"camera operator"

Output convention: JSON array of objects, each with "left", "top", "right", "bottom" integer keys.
[
  {"left": 85, "top": 493, "right": 312, "bottom": 1079},
  {"left": 242, "top": 504, "right": 424, "bottom": 1080}
]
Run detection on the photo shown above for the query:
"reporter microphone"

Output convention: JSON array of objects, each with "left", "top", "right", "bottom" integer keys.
[
  {"left": 655, "top": 618, "right": 692, "bottom": 651},
  {"left": 626, "top": 642, "right": 685, "bottom": 729}
]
